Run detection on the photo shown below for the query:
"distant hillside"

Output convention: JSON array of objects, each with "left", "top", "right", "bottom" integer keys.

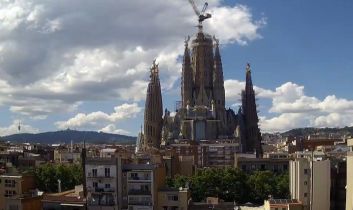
[
  {"left": 282, "top": 126, "right": 353, "bottom": 137},
  {"left": 1, "top": 129, "right": 136, "bottom": 144}
]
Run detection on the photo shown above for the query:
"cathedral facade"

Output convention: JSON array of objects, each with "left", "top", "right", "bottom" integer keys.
[{"left": 141, "top": 28, "right": 263, "bottom": 157}]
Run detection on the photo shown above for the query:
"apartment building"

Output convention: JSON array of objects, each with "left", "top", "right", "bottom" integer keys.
[
  {"left": 54, "top": 149, "right": 81, "bottom": 163},
  {"left": 0, "top": 174, "right": 41, "bottom": 210},
  {"left": 170, "top": 139, "right": 239, "bottom": 170},
  {"left": 290, "top": 158, "right": 330, "bottom": 210},
  {"left": 346, "top": 138, "right": 353, "bottom": 210},
  {"left": 85, "top": 157, "right": 121, "bottom": 210},
  {"left": 235, "top": 153, "right": 289, "bottom": 173},
  {"left": 122, "top": 164, "right": 165, "bottom": 210}
]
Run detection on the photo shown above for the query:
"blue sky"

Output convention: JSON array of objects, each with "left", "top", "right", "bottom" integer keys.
[{"left": 0, "top": 0, "right": 352, "bottom": 136}]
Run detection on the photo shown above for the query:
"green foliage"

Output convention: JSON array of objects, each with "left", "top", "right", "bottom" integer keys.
[
  {"left": 168, "top": 168, "right": 289, "bottom": 204},
  {"left": 34, "top": 163, "right": 83, "bottom": 193}
]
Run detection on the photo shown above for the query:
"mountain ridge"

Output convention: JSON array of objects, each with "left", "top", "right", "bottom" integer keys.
[{"left": 1, "top": 129, "right": 136, "bottom": 144}]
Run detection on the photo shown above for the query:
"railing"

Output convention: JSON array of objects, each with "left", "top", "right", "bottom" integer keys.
[
  {"left": 87, "top": 187, "right": 115, "bottom": 193},
  {"left": 88, "top": 200, "right": 116, "bottom": 206},
  {"left": 128, "top": 189, "right": 152, "bottom": 195},
  {"left": 128, "top": 200, "right": 152, "bottom": 206},
  {"left": 128, "top": 176, "right": 151, "bottom": 181}
]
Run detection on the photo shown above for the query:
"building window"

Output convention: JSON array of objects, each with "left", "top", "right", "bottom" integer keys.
[
  {"left": 105, "top": 183, "right": 111, "bottom": 189},
  {"left": 105, "top": 168, "right": 110, "bottom": 177},
  {"left": 304, "top": 193, "right": 308, "bottom": 197},
  {"left": 304, "top": 169, "right": 309, "bottom": 175},
  {"left": 168, "top": 195, "right": 178, "bottom": 201},
  {"left": 5, "top": 190, "right": 16, "bottom": 197},
  {"left": 92, "top": 169, "right": 97, "bottom": 177},
  {"left": 5, "top": 179, "right": 15, "bottom": 187},
  {"left": 93, "top": 182, "right": 98, "bottom": 188}
]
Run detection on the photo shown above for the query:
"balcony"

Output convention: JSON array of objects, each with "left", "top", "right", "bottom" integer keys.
[
  {"left": 127, "top": 176, "right": 151, "bottom": 182},
  {"left": 87, "top": 174, "right": 114, "bottom": 179},
  {"left": 87, "top": 186, "right": 115, "bottom": 193},
  {"left": 88, "top": 200, "right": 116, "bottom": 206},
  {"left": 128, "top": 189, "right": 152, "bottom": 195},
  {"left": 128, "top": 201, "right": 153, "bottom": 206}
]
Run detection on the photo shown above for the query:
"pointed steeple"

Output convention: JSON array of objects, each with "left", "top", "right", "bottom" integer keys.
[
  {"left": 241, "top": 63, "right": 263, "bottom": 157},
  {"left": 213, "top": 36, "right": 224, "bottom": 89},
  {"left": 182, "top": 36, "right": 193, "bottom": 108},
  {"left": 212, "top": 36, "right": 227, "bottom": 133},
  {"left": 143, "top": 60, "right": 163, "bottom": 149}
]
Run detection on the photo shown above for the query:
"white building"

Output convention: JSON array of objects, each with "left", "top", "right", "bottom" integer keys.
[
  {"left": 346, "top": 138, "right": 353, "bottom": 210},
  {"left": 290, "top": 158, "right": 330, "bottom": 210},
  {"left": 85, "top": 157, "right": 122, "bottom": 210}
]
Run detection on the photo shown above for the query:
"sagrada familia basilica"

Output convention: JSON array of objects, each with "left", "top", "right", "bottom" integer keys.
[{"left": 138, "top": 7, "right": 262, "bottom": 159}]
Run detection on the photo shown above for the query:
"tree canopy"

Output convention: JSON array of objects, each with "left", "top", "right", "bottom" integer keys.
[
  {"left": 167, "top": 168, "right": 289, "bottom": 204},
  {"left": 34, "top": 163, "right": 83, "bottom": 193}
]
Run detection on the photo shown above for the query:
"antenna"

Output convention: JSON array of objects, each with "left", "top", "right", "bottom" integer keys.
[{"left": 18, "top": 121, "right": 21, "bottom": 133}]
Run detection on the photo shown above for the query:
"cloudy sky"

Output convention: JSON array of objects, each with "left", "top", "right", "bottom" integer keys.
[{"left": 0, "top": 0, "right": 352, "bottom": 136}]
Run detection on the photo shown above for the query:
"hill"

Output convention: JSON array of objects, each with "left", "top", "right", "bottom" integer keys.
[
  {"left": 1, "top": 129, "right": 136, "bottom": 144},
  {"left": 281, "top": 126, "right": 353, "bottom": 137}
]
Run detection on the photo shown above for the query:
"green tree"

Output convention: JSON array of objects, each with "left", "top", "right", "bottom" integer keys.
[
  {"left": 34, "top": 163, "right": 83, "bottom": 193},
  {"left": 248, "top": 171, "right": 276, "bottom": 204},
  {"left": 274, "top": 172, "right": 290, "bottom": 199}
]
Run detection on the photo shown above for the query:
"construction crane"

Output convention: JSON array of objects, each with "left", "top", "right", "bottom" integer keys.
[{"left": 188, "top": 0, "right": 211, "bottom": 26}]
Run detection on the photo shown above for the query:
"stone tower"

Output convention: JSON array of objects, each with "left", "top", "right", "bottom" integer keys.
[
  {"left": 181, "top": 37, "right": 193, "bottom": 108},
  {"left": 241, "top": 64, "right": 263, "bottom": 157},
  {"left": 213, "top": 37, "right": 226, "bottom": 132},
  {"left": 143, "top": 60, "right": 163, "bottom": 149}
]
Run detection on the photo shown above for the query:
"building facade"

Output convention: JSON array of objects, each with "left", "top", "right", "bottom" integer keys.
[
  {"left": 346, "top": 138, "right": 353, "bottom": 210},
  {"left": 290, "top": 158, "right": 330, "bottom": 210},
  {"left": 85, "top": 157, "right": 121, "bottom": 210}
]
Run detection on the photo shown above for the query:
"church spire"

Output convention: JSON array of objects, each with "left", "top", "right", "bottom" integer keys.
[
  {"left": 182, "top": 36, "right": 193, "bottom": 108},
  {"left": 143, "top": 60, "right": 163, "bottom": 149},
  {"left": 241, "top": 63, "right": 263, "bottom": 157},
  {"left": 213, "top": 36, "right": 225, "bottom": 105}
]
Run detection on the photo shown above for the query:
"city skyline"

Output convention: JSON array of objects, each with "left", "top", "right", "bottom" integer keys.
[{"left": 0, "top": 0, "right": 352, "bottom": 136}]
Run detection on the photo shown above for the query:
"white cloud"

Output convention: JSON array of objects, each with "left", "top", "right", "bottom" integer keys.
[
  {"left": 0, "top": 0, "right": 265, "bottom": 119},
  {"left": 55, "top": 103, "right": 142, "bottom": 131},
  {"left": 0, "top": 120, "right": 39, "bottom": 136},
  {"left": 256, "top": 82, "right": 353, "bottom": 132},
  {"left": 99, "top": 124, "right": 130, "bottom": 135},
  {"left": 224, "top": 79, "right": 353, "bottom": 132}
]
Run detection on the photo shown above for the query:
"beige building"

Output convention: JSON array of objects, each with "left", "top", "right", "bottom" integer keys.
[
  {"left": 0, "top": 174, "right": 41, "bottom": 210},
  {"left": 157, "top": 188, "right": 190, "bottom": 210},
  {"left": 235, "top": 153, "right": 289, "bottom": 173},
  {"left": 346, "top": 138, "right": 353, "bottom": 210},
  {"left": 264, "top": 199, "right": 303, "bottom": 210},
  {"left": 290, "top": 158, "right": 330, "bottom": 210},
  {"left": 54, "top": 149, "right": 81, "bottom": 163},
  {"left": 122, "top": 164, "right": 165, "bottom": 210}
]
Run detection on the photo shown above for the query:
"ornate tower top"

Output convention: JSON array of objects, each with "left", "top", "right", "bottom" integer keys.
[{"left": 150, "top": 59, "right": 159, "bottom": 76}]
